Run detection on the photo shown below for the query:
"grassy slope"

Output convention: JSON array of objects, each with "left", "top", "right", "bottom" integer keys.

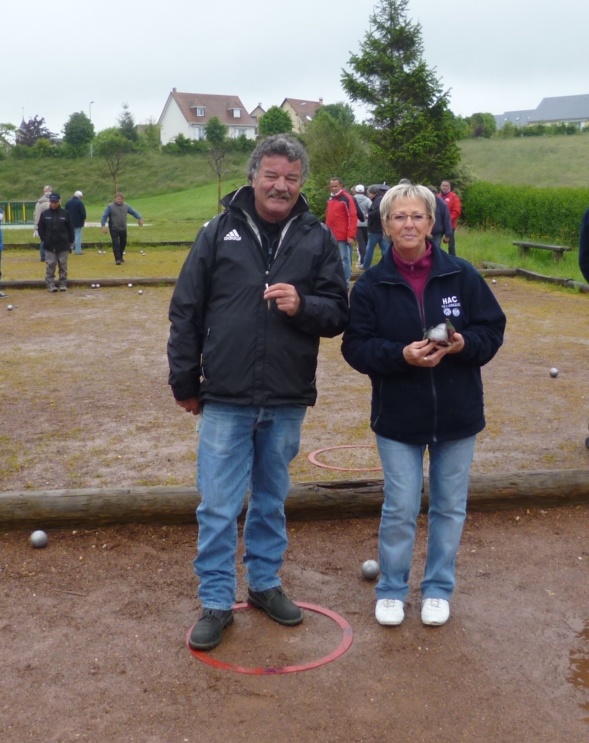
[{"left": 459, "top": 135, "right": 589, "bottom": 188}]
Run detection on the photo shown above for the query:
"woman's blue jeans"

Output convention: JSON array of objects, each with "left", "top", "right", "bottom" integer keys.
[
  {"left": 375, "top": 434, "right": 476, "bottom": 602},
  {"left": 195, "top": 402, "right": 306, "bottom": 610}
]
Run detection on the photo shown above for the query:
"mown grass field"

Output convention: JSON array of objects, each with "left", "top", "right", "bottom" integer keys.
[{"left": 459, "top": 135, "right": 589, "bottom": 188}]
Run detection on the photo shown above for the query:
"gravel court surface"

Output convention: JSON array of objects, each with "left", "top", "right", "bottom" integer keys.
[{"left": 1, "top": 276, "right": 588, "bottom": 741}]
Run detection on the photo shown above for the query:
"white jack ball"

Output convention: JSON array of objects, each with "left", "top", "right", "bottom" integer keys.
[
  {"left": 549, "top": 368, "right": 559, "bottom": 378},
  {"left": 7, "top": 304, "right": 13, "bottom": 310}
]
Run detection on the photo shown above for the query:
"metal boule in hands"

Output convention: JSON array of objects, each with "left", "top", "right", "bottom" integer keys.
[{"left": 424, "top": 319, "right": 455, "bottom": 346}]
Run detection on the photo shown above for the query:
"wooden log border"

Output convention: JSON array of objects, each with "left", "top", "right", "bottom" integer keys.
[{"left": 1, "top": 470, "right": 588, "bottom": 531}]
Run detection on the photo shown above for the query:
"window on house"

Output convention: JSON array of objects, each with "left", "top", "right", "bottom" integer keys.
[
  {"left": 232, "top": 108, "right": 241, "bottom": 118},
  {"left": 196, "top": 106, "right": 205, "bottom": 117}
]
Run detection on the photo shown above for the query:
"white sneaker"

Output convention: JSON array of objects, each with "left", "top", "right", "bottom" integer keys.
[
  {"left": 421, "top": 598, "right": 450, "bottom": 626},
  {"left": 375, "top": 599, "right": 404, "bottom": 626}
]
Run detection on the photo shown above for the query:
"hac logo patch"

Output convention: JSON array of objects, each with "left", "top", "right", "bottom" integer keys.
[{"left": 441, "top": 295, "right": 461, "bottom": 317}]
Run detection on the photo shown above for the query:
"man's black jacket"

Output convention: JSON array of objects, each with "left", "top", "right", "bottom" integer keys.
[{"left": 168, "top": 186, "right": 349, "bottom": 407}]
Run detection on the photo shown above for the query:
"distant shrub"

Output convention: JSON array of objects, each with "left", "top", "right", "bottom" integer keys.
[
  {"left": 463, "top": 182, "right": 589, "bottom": 244},
  {"left": 162, "top": 134, "right": 207, "bottom": 156}
]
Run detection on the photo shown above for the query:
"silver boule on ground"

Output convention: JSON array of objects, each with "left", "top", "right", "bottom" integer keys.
[
  {"left": 361, "top": 559, "right": 380, "bottom": 580},
  {"left": 30, "top": 530, "right": 48, "bottom": 548}
]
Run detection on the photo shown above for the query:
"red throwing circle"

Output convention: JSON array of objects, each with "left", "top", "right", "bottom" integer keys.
[{"left": 187, "top": 602, "right": 353, "bottom": 675}]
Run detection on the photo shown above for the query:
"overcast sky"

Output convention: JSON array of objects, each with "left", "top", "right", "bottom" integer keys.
[{"left": 2, "top": 0, "right": 588, "bottom": 136}]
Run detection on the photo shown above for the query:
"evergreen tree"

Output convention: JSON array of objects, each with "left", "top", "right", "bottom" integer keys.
[
  {"left": 117, "top": 103, "right": 138, "bottom": 142},
  {"left": 341, "top": 0, "right": 460, "bottom": 183}
]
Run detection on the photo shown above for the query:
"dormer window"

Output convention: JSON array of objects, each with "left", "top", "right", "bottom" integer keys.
[
  {"left": 231, "top": 108, "right": 241, "bottom": 119},
  {"left": 195, "top": 106, "right": 205, "bottom": 117}
]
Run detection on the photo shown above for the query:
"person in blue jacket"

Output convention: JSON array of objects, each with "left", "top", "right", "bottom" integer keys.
[{"left": 342, "top": 183, "right": 506, "bottom": 629}]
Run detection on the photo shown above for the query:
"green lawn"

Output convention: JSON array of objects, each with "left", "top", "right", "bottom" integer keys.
[{"left": 2, "top": 224, "right": 585, "bottom": 285}]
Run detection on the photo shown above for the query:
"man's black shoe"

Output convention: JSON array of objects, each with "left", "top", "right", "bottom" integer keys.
[
  {"left": 188, "top": 609, "right": 234, "bottom": 651},
  {"left": 247, "top": 587, "right": 303, "bottom": 626}
]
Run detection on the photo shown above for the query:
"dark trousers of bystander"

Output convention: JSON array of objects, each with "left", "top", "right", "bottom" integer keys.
[
  {"left": 447, "top": 229, "right": 456, "bottom": 256},
  {"left": 110, "top": 228, "right": 128, "bottom": 264},
  {"left": 356, "top": 226, "right": 368, "bottom": 266}
]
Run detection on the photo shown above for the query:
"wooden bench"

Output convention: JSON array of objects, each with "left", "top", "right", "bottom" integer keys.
[{"left": 513, "top": 241, "right": 572, "bottom": 261}]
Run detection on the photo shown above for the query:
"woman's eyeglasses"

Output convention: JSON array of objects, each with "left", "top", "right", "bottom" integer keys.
[{"left": 390, "top": 213, "right": 427, "bottom": 225}]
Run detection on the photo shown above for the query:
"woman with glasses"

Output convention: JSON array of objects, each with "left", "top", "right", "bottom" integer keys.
[{"left": 342, "top": 183, "right": 506, "bottom": 628}]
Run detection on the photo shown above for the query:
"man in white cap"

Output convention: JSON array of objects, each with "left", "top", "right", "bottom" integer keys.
[{"left": 65, "top": 191, "right": 87, "bottom": 255}]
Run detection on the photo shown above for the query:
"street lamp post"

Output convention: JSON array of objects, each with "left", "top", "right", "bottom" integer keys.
[{"left": 89, "top": 101, "right": 94, "bottom": 158}]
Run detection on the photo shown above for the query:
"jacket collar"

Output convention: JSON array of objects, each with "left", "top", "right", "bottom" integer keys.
[{"left": 373, "top": 241, "right": 461, "bottom": 282}]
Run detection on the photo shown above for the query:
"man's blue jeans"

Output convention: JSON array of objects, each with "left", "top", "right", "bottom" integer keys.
[
  {"left": 73, "top": 227, "right": 83, "bottom": 254},
  {"left": 195, "top": 402, "right": 307, "bottom": 610},
  {"left": 375, "top": 434, "right": 476, "bottom": 602},
  {"left": 362, "top": 232, "right": 390, "bottom": 269},
  {"left": 337, "top": 240, "right": 352, "bottom": 286}
]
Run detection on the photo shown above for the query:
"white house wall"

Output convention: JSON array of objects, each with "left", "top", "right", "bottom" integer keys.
[{"left": 159, "top": 100, "right": 195, "bottom": 145}]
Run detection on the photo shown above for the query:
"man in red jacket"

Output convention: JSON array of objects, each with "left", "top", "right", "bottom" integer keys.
[
  {"left": 326, "top": 177, "right": 357, "bottom": 287},
  {"left": 439, "top": 180, "right": 462, "bottom": 256}
]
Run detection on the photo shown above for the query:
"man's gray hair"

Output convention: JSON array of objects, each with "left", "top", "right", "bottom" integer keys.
[
  {"left": 247, "top": 135, "right": 309, "bottom": 184},
  {"left": 380, "top": 183, "right": 436, "bottom": 223}
]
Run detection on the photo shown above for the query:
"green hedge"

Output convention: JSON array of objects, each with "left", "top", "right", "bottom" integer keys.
[{"left": 462, "top": 182, "right": 589, "bottom": 245}]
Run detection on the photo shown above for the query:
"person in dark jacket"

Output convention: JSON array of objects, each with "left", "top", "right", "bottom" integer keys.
[
  {"left": 65, "top": 191, "right": 87, "bottom": 255},
  {"left": 439, "top": 180, "right": 462, "bottom": 256},
  {"left": 168, "top": 135, "right": 349, "bottom": 651},
  {"left": 427, "top": 185, "right": 452, "bottom": 249},
  {"left": 579, "top": 206, "right": 589, "bottom": 283},
  {"left": 37, "top": 193, "right": 74, "bottom": 292},
  {"left": 360, "top": 184, "right": 391, "bottom": 269},
  {"left": 342, "top": 183, "right": 505, "bottom": 629}
]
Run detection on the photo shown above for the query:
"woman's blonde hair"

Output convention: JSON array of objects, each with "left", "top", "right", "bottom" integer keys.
[{"left": 380, "top": 183, "right": 436, "bottom": 224}]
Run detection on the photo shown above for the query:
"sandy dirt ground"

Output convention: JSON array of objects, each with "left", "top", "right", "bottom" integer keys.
[{"left": 1, "top": 272, "right": 588, "bottom": 741}]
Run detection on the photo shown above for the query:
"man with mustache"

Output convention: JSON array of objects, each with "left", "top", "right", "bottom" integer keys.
[{"left": 168, "top": 134, "right": 349, "bottom": 651}]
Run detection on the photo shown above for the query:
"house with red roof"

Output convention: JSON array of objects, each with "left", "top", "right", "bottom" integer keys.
[
  {"left": 280, "top": 98, "right": 323, "bottom": 133},
  {"left": 158, "top": 89, "right": 257, "bottom": 144}
]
